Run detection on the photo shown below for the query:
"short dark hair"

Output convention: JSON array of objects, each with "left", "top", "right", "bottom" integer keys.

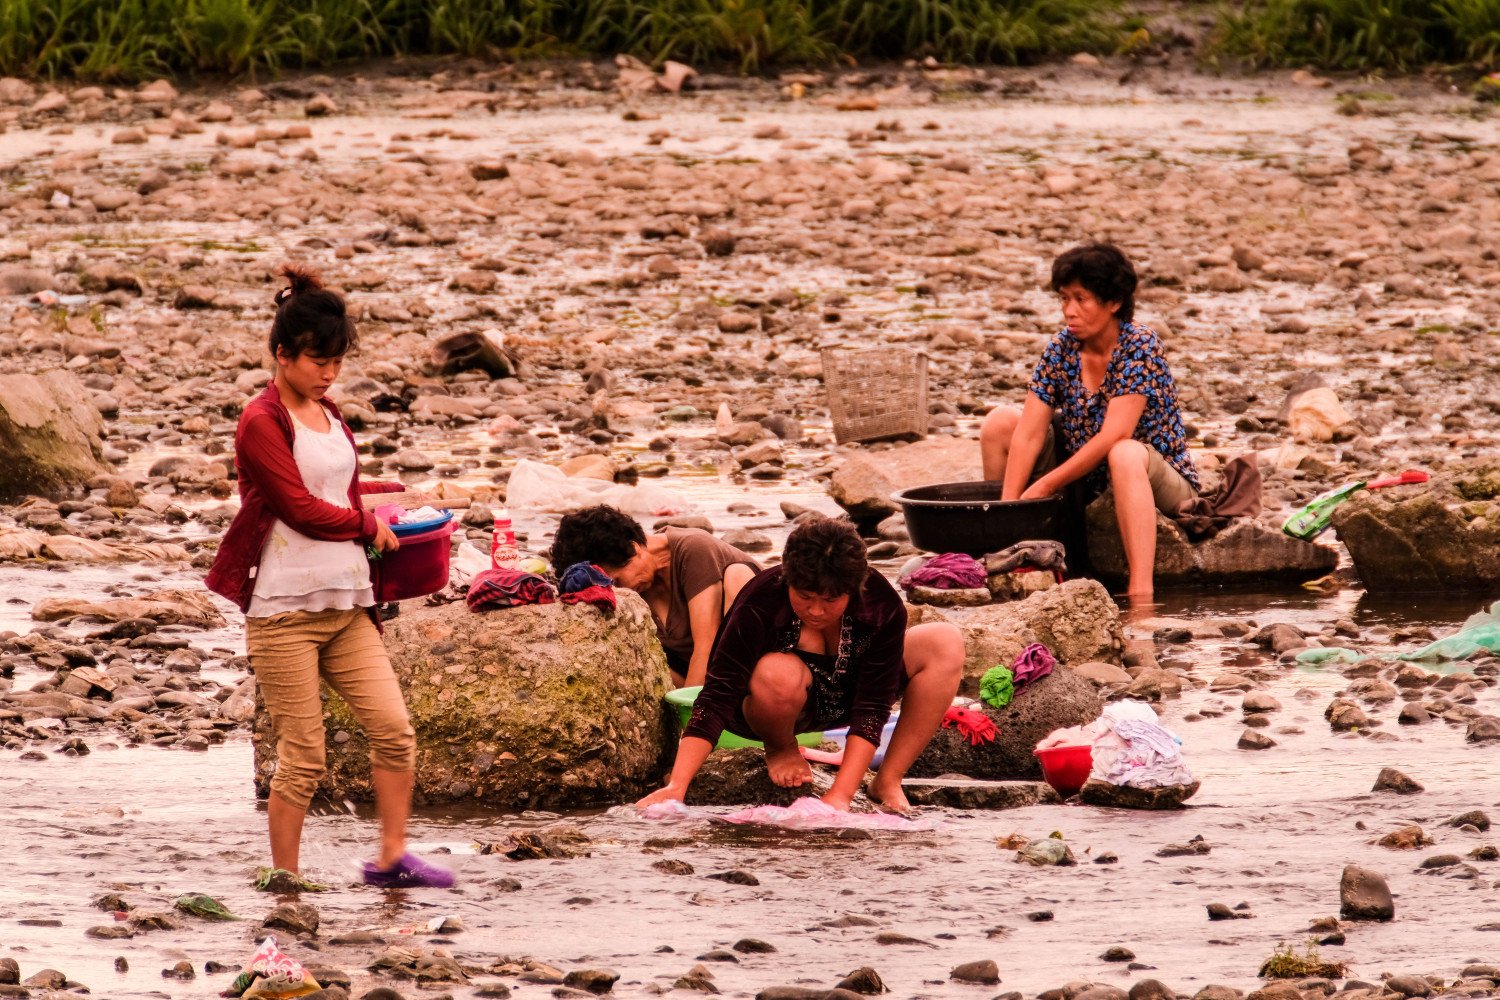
[
  {"left": 1050, "top": 242, "right": 1137, "bottom": 323},
  {"left": 551, "top": 505, "right": 646, "bottom": 571},
  {"left": 268, "top": 263, "right": 358, "bottom": 360},
  {"left": 782, "top": 516, "right": 868, "bottom": 598}
]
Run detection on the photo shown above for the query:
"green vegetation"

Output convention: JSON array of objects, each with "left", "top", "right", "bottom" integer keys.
[
  {"left": 0, "top": 0, "right": 1123, "bottom": 80},
  {"left": 5, "top": 0, "right": 1500, "bottom": 80},
  {"left": 1215, "top": 0, "right": 1500, "bottom": 72},
  {"left": 1258, "top": 941, "right": 1349, "bottom": 979}
]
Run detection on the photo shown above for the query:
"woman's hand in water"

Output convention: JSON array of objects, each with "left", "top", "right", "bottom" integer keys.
[
  {"left": 372, "top": 519, "right": 401, "bottom": 554},
  {"left": 1020, "top": 477, "right": 1059, "bottom": 501},
  {"left": 636, "top": 785, "right": 685, "bottom": 808}
]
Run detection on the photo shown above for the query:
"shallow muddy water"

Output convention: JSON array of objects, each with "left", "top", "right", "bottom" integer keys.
[{"left": 2, "top": 68, "right": 1499, "bottom": 998}]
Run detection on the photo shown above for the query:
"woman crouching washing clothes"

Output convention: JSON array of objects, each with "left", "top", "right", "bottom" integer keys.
[
  {"left": 550, "top": 505, "right": 760, "bottom": 689},
  {"left": 979, "top": 242, "right": 1199, "bottom": 601},
  {"left": 205, "top": 265, "right": 452, "bottom": 889},
  {"left": 636, "top": 516, "right": 964, "bottom": 813}
]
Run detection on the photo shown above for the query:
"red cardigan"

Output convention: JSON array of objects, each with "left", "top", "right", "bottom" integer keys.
[{"left": 205, "top": 382, "right": 402, "bottom": 613}]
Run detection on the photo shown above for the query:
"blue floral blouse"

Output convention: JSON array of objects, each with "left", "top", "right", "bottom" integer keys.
[{"left": 1027, "top": 321, "right": 1199, "bottom": 501}]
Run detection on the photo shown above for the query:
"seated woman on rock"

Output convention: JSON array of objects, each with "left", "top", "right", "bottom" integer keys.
[
  {"left": 978, "top": 242, "right": 1199, "bottom": 601},
  {"left": 636, "top": 516, "right": 964, "bottom": 813},
  {"left": 549, "top": 505, "right": 761, "bottom": 688}
]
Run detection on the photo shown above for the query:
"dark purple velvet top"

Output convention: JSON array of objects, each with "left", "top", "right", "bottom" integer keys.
[{"left": 683, "top": 565, "right": 907, "bottom": 747}]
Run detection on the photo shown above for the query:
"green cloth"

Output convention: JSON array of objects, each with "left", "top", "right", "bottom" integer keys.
[{"left": 979, "top": 665, "right": 1014, "bottom": 708}]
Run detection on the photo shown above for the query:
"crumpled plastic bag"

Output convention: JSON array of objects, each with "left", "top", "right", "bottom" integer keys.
[
  {"left": 1296, "top": 647, "right": 1366, "bottom": 665},
  {"left": 1399, "top": 600, "right": 1500, "bottom": 662},
  {"left": 222, "top": 936, "right": 317, "bottom": 998},
  {"left": 504, "top": 458, "right": 690, "bottom": 516}
]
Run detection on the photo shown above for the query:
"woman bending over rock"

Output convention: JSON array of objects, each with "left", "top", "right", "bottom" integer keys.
[
  {"left": 637, "top": 515, "right": 964, "bottom": 813},
  {"left": 550, "top": 504, "right": 760, "bottom": 688}
]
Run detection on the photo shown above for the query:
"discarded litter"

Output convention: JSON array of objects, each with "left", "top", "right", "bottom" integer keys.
[{"left": 1399, "top": 600, "right": 1500, "bottom": 662}]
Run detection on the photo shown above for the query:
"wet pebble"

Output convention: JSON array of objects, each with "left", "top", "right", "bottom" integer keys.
[
  {"left": 950, "top": 959, "right": 1000, "bottom": 984},
  {"left": 1372, "top": 767, "right": 1424, "bottom": 794}
]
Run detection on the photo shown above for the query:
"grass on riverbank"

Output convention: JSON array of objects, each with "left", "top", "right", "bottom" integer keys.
[
  {"left": 0, "top": 0, "right": 1123, "bottom": 80},
  {"left": 1215, "top": 0, "right": 1500, "bottom": 72}
]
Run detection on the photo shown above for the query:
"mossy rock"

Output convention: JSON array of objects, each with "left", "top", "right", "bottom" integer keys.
[{"left": 252, "top": 593, "right": 675, "bottom": 810}]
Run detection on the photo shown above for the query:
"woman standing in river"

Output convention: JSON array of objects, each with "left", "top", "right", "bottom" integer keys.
[{"left": 205, "top": 265, "right": 452, "bottom": 889}]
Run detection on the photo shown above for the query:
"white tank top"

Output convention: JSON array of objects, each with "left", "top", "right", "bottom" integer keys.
[{"left": 247, "top": 412, "right": 374, "bottom": 618}]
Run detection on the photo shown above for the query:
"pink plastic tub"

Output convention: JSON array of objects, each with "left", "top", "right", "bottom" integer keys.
[{"left": 373, "top": 520, "right": 455, "bottom": 602}]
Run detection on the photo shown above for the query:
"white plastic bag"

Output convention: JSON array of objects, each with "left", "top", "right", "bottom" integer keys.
[{"left": 504, "top": 459, "right": 691, "bottom": 516}]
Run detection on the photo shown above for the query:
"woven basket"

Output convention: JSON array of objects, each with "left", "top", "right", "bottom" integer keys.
[{"left": 821, "top": 347, "right": 929, "bottom": 444}]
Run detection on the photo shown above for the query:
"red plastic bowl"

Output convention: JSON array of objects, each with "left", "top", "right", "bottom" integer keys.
[{"left": 1034, "top": 744, "right": 1093, "bottom": 798}]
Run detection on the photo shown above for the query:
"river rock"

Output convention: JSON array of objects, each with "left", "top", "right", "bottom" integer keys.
[
  {"left": 908, "top": 666, "right": 1102, "bottom": 781},
  {"left": 681, "top": 747, "right": 811, "bottom": 807},
  {"left": 1086, "top": 498, "right": 1336, "bottom": 586},
  {"left": 252, "top": 593, "right": 673, "bottom": 809},
  {"left": 827, "top": 437, "right": 979, "bottom": 527},
  {"left": 0, "top": 370, "right": 112, "bottom": 499},
  {"left": 1372, "top": 767, "right": 1423, "bottom": 794},
  {"left": 1331, "top": 462, "right": 1500, "bottom": 593},
  {"left": 1339, "top": 864, "right": 1395, "bottom": 921},
  {"left": 900, "top": 778, "right": 1060, "bottom": 810},
  {"left": 950, "top": 960, "right": 1000, "bottom": 984},
  {"left": 940, "top": 578, "right": 1124, "bottom": 683},
  {"left": 1079, "top": 779, "right": 1200, "bottom": 810}
]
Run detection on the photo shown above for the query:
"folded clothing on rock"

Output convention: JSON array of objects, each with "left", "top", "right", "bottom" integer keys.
[
  {"left": 466, "top": 568, "right": 557, "bottom": 611},
  {"left": 898, "top": 552, "right": 987, "bottom": 591},
  {"left": 1088, "top": 699, "right": 1192, "bottom": 790},
  {"left": 1011, "top": 642, "right": 1056, "bottom": 686},
  {"left": 985, "top": 539, "right": 1067, "bottom": 575},
  {"left": 1171, "top": 454, "right": 1261, "bottom": 541},
  {"left": 559, "top": 561, "right": 617, "bottom": 614}
]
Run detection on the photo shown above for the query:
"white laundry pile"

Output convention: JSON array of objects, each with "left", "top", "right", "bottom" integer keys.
[
  {"left": 1087, "top": 700, "right": 1193, "bottom": 789},
  {"left": 639, "top": 797, "right": 939, "bottom": 831}
]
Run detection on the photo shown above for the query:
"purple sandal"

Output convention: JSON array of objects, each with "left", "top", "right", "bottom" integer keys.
[{"left": 362, "top": 853, "right": 454, "bottom": 889}]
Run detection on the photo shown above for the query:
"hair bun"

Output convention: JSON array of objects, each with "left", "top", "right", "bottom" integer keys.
[{"left": 275, "top": 263, "right": 325, "bottom": 305}]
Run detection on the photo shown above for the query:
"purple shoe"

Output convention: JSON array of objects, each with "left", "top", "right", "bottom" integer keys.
[{"left": 362, "top": 853, "right": 454, "bottom": 889}]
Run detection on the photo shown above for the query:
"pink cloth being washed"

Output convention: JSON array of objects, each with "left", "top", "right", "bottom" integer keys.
[{"left": 640, "top": 797, "right": 938, "bottom": 831}]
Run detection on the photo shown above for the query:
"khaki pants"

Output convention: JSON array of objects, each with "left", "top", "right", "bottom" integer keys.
[
  {"left": 1034, "top": 423, "right": 1196, "bottom": 514},
  {"left": 246, "top": 608, "right": 415, "bottom": 811}
]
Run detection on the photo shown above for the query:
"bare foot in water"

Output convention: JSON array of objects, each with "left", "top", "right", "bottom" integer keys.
[
  {"left": 764, "top": 745, "right": 812, "bottom": 788},
  {"left": 867, "top": 773, "right": 911, "bottom": 814}
]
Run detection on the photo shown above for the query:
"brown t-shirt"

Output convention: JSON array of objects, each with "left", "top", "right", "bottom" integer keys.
[{"left": 657, "top": 528, "right": 761, "bottom": 674}]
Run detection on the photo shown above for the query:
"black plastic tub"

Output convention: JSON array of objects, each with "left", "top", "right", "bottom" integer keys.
[{"left": 891, "top": 481, "right": 1064, "bottom": 558}]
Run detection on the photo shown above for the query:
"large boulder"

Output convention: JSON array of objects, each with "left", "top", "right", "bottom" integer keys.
[
  {"left": 827, "top": 436, "right": 979, "bottom": 527},
  {"left": 908, "top": 665, "right": 1103, "bottom": 781},
  {"left": 0, "top": 371, "right": 112, "bottom": 499},
  {"left": 1087, "top": 496, "right": 1336, "bottom": 586},
  {"left": 252, "top": 593, "right": 674, "bottom": 810},
  {"left": 1331, "top": 462, "right": 1500, "bottom": 593},
  {"left": 929, "top": 578, "right": 1124, "bottom": 685}
]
